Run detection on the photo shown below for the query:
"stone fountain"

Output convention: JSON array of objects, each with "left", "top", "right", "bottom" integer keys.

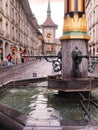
[
  {"left": 48, "top": 0, "right": 98, "bottom": 92},
  {"left": 1, "top": 1, "right": 98, "bottom": 130}
]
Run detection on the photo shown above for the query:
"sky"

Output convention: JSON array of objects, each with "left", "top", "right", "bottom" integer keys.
[{"left": 28, "top": 0, "right": 64, "bottom": 38}]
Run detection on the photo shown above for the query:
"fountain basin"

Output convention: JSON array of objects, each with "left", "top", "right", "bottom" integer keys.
[
  {"left": 48, "top": 75, "right": 98, "bottom": 92},
  {"left": 1, "top": 78, "right": 98, "bottom": 129}
]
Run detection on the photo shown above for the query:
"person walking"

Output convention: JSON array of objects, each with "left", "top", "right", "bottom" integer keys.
[{"left": 7, "top": 53, "right": 12, "bottom": 68}]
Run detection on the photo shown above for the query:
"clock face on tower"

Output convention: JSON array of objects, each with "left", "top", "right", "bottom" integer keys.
[{"left": 44, "top": 28, "right": 54, "bottom": 43}]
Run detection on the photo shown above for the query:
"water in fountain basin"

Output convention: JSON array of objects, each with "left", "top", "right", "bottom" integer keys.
[{"left": 0, "top": 82, "right": 98, "bottom": 126}]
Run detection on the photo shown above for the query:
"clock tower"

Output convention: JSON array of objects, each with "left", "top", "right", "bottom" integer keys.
[{"left": 40, "top": 0, "right": 58, "bottom": 54}]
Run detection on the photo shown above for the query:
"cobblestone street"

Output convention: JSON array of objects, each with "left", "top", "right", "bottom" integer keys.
[
  {"left": 0, "top": 58, "right": 98, "bottom": 85},
  {"left": 0, "top": 59, "right": 53, "bottom": 85}
]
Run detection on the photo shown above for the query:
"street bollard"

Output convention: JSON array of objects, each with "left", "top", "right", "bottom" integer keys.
[{"left": 33, "top": 73, "right": 37, "bottom": 77}]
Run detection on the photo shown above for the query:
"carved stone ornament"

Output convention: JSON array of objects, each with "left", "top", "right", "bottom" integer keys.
[{"left": 63, "top": 14, "right": 87, "bottom": 32}]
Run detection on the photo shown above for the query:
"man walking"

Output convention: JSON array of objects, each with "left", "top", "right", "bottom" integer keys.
[{"left": 7, "top": 53, "right": 12, "bottom": 68}]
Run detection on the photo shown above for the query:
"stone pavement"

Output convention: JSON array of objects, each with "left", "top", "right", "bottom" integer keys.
[
  {"left": 0, "top": 59, "right": 53, "bottom": 85},
  {"left": 0, "top": 58, "right": 98, "bottom": 85}
]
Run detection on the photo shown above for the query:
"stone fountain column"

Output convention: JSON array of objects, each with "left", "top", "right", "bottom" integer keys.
[{"left": 60, "top": 0, "right": 90, "bottom": 79}]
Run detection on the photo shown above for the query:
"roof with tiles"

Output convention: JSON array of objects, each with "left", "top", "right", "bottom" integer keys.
[
  {"left": 20, "top": 0, "right": 40, "bottom": 29},
  {"left": 40, "top": 0, "right": 58, "bottom": 28}
]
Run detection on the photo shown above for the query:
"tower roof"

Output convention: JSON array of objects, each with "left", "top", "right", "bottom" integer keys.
[{"left": 40, "top": 0, "right": 58, "bottom": 28}]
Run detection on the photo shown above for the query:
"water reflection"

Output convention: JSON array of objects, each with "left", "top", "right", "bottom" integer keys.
[{"left": 0, "top": 83, "right": 98, "bottom": 125}]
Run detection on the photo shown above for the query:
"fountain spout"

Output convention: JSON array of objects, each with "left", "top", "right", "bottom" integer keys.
[{"left": 71, "top": 47, "right": 89, "bottom": 77}]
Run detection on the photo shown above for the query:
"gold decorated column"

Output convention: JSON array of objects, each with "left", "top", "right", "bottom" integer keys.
[
  {"left": 61, "top": 0, "right": 89, "bottom": 40},
  {"left": 60, "top": 0, "right": 90, "bottom": 79}
]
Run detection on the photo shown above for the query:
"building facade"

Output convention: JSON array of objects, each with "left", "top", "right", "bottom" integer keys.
[
  {"left": 0, "top": 0, "right": 41, "bottom": 64},
  {"left": 40, "top": 0, "right": 61, "bottom": 55},
  {"left": 86, "top": 0, "right": 98, "bottom": 56}
]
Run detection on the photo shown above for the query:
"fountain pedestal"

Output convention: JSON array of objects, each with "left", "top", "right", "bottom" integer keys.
[
  {"left": 62, "top": 39, "right": 88, "bottom": 79},
  {"left": 48, "top": 0, "right": 98, "bottom": 92},
  {"left": 48, "top": 75, "right": 98, "bottom": 92}
]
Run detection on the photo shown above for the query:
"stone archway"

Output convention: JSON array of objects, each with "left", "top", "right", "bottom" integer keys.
[
  {"left": 11, "top": 46, "right": 18, "bottom": 64},
  {"left": 5, "top": 42, "right": 10, "bottom": 58},
  {"left": 28, "top": 49, "right": 30, "bottom": 55},
  {"left": 14, "top": 46, "right": 21, "bottom": 64},
  {"left": 0, "top": 40, "right": 3, "bottom": 62},
  {"left": 0, "top": 40, "right": 3, "bottom": 47}
]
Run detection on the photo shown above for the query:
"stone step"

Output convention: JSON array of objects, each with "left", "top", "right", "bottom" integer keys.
[{"left": 23, "top": 125, "right": 98, "bottom": 130}]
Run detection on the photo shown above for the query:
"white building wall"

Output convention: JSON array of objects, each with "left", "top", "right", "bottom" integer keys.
[
  {"left": 86, "top": 0, "right": 98, "bottom": 56},
  {"left": 0, "top": 0, "right": 41, "bottom": 64}
]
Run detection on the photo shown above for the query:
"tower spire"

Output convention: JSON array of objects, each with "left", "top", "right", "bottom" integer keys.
[
  {"left": 40, "top": 0, "right": 58, "bottom": 28},
  {"left": 47, "top": 0, "right": 51, "bottom": 16}
]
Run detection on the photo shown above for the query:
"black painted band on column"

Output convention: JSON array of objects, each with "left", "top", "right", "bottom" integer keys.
[{"left": 64, "top": 0, "right": 85, "bottom": 19}]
